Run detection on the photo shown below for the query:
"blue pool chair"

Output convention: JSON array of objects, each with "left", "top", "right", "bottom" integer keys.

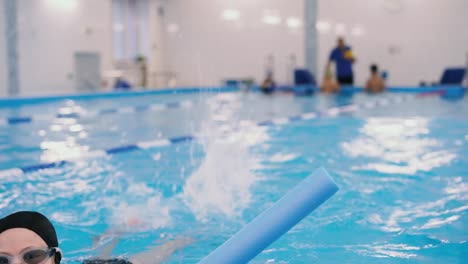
[
  {"left": 225, "top": 79, "right": 239, "bottom": 86},
  {"left": 294, "top": 69, "right": 316, "bottom": 95},
  {"left": 439, "top": 67, "right": 466, "bottom": 99},
  {"left": 114, "top": 78, "right": 132, "bottom": 90},
  {"left": 440, "top": 68, "right": 465, "bottom": 85},
  {"left": 294, "top": 69, "right": 316, "bottom": 86}
]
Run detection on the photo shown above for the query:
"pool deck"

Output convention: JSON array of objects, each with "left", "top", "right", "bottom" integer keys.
[
  {"left": 0, "top": 86, "right": 240, "bottom": 106},
  {"left": 0, "top": 85, "right": 465, "bottom": 106}
]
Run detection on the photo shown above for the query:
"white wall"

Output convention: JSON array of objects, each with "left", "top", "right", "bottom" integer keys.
[
  {"left": 0, "top": 0, "right": 7, "bottom": 97},
  {"left": 16, "top": 0, "right": 113, "bottom": 95},
  {"left": 317, "top": 0, "right": 468, "bottom": 86},
  {"left": 161, "top": 0, "right": 305, "bottom": 86}
]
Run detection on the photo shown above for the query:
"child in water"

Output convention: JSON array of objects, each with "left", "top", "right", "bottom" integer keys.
[
  {"left": 365, "top": 64, "right": 385, "bottom": 93},
  {"left": 320, "top": 70, "right": 340, "bottom": 93},
  {"left": 260, "top": 71, "right": 276, "bottom": 94}
]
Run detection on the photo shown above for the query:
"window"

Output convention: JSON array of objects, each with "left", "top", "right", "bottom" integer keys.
[{"left": 112, "top": 0, "right": 150, "bottom": 61}]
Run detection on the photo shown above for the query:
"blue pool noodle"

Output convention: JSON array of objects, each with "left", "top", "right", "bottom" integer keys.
[{"left": 200, "top": 167, "right": 339, "bottom": 264}]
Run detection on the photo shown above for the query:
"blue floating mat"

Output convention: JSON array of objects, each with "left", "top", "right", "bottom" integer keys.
[{"left": 442, "top": 86, "right": 465, "bottom": 98}]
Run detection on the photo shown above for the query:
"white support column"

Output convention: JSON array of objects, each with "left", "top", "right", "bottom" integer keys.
[
  {"left": 304, "top": 0, "right": 318, "bottom": 79},
  {"left": 4, "top": 0, "right": 20, "bottom": 95}
]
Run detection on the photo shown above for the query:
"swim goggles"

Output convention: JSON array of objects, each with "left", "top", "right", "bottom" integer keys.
[{"left": 0, "top": 247, "right": 61, "bottom": 264}]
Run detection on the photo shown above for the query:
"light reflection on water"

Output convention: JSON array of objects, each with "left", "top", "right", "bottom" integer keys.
[{"left": 342, "top": 117, "right": 456, "bottom": 174}]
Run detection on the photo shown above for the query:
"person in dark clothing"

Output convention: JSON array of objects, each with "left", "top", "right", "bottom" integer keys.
[
  {"left": 260, "top": 71, "right": 276, "bottom": 94},
  {"left": 326, "top": 37, "right": 356, "bottom": 85}
]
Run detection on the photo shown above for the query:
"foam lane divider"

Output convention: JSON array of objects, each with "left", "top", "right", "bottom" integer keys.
[
  {"left": 0, "top": 100, "right": 195, "bottom": 126},
  {"left": 0, "top": 94, "right": 420, "bottom": 176},
  {"left": 199, "top": 167, "right": 339, "bottom": 264},
  {"left": 259, "top": 93, "right": 416, "bottom": 127},
  {"left": 105, "top": 145, "right": 140, "bottom": 154}
]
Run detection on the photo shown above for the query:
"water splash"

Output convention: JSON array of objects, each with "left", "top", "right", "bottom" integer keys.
[
  {"left": 269, "top": 153, "right": 299, "bottom": 163},
  {"left": 182, "top": 93, "right": 268, "bottom": 221},
  {"left": 107, "top": 193, "right": 171, "bottom": 232}
]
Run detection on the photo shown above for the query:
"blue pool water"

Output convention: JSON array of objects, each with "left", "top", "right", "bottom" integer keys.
[{"left": 0, "top": 90, "right": 467, "bottom": 263}]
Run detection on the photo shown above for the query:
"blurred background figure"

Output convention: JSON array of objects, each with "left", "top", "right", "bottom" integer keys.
[
  {"left": 90, "top": 214, "right": 193, "bottom": 264},
  {"left": 113, "top": 76, "right": 132, "bottom": 90},
  {"left": 326, "top": 37, "right": 356, "bottom": 86},
  {"left": 260, "top": 71, "right": 276, "bottom": 94},
  {"left": 136, "top": 55, "right": 148, "bottom": 88},
  {"left": 365, "top": 64, "right": 385, "bottom": 93},
  {"left": 320, "top": 70, "right": 340, "bottom": 93},
  {"left": 90, "top": 236, "right": 193, "bottom": 264}
]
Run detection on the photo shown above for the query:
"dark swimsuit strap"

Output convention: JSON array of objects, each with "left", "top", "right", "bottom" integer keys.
[{"left": 82, "top": 258, "right": 132, "bottom": 264}]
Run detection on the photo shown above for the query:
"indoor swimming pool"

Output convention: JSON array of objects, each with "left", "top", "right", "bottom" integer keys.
[{"left": 0, "top": 88, "right": 467, "bottom": 263}]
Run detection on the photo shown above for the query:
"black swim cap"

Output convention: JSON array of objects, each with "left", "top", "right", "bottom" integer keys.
[{"left": 0, "top": 211, "right": 62, "bottom": 264}]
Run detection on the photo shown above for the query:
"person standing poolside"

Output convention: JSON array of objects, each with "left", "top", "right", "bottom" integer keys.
[{"left": 326, "top": 37, "right": 356, "bottom": 85}]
